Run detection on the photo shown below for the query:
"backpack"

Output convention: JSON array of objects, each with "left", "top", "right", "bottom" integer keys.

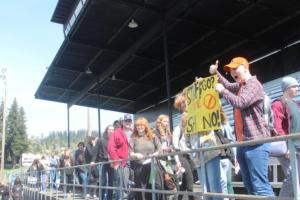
[
  {"left": 264, "top": 95, "right": 287, "bottom": 136},
  {"left": 263, "top": 94, "right": 276, "bottom": 135}
]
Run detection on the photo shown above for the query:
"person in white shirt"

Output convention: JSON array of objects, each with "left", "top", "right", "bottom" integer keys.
[{"left": 172, "top": 113, "right": 195, "bottom": 200}]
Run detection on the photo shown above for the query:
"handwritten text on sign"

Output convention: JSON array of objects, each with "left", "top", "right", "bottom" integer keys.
[{"left": 184, "top": 75, "right": 221, "bottom": 134}]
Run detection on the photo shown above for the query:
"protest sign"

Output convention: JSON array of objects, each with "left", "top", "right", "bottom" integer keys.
[{"left": 184, "top": 75, "right": 221, "bottom": 134}]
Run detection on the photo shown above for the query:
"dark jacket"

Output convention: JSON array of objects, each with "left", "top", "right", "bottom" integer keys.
[
  {"left": 0, "top": 185, "right": 10, "bottom": 200},
  {"left": 74, "top": 149, "right": 86, "bottom": 173},
  {"left": 60, "top": 155, "right": 74, "bottom": 176},
  {"left": 27, "top": 163, "right": 44, "bottom": 177},
  {"left": 85, "top": 143, "right": 96, "bottom": 164},
  {"left": 12, "top": 184, "right": 23, "bottom": 199},
  {"left": 93, "top": 135, "right": 109, "bottom": 162}
]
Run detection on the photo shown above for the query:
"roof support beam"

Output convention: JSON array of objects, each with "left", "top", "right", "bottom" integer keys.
[
  {"left": 69, "top": 40, "right": 166, "bottom": 65},
  {"left": 174, "top": 17, "right": 245, "bottom": 39},
  {"left": 54, "top": 65, "right": 85, "bottom": 74},
  {"left": 43, "top": 85, "right": 141, "bottom": 104},
  {"left": 163, "top": 18, "right": 173, "bottom": 131},
  {"left": 109, "top": 0, "right": 163, "bottom": 13}
]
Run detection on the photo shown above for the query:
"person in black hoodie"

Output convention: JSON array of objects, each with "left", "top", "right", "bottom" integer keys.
[
  {"left": 60, "top": 148, "right": 74, "bottom": 197},
  {"left": 85, "top": 136, "right": 97, "bottom": 198},
  {"left": 74, "top": 142, "right": 88, "bottom": 198},
  {"left": 93, "top": 125, "right": 115, "bottom": 200}
]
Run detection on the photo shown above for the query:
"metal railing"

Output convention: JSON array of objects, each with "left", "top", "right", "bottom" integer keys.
[{"left": 13, "top": 133, "right": 300, "bottom": 200}]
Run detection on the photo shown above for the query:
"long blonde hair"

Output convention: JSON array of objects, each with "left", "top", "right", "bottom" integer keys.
[
  {"left": 132, "top": 117, "right": 155, "bottom": 140},
  {"left": 156, "top": 114, "right": 171, "bottom": 137}
]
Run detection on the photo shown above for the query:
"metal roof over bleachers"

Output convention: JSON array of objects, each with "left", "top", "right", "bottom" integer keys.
[{"left": 36, "top": 0, "right": 300, "bottom": 113}]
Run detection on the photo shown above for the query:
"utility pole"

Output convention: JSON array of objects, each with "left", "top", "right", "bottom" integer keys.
[{"left": 0, "top": 68, "right": 7, "bottom": 179}]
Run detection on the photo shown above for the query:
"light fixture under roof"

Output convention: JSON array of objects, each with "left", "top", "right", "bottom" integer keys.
[
  {"left": 85, "top": 67, "right": 92, "bottom": 74},
  {"left": 112, "top": 74, "right": 116, "bottom": 80},
  {"left": 128, "top": 19, "right": 138, "bottom": 28}
]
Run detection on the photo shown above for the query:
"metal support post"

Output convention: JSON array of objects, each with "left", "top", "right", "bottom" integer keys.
[
  {"left": 151, "top": 157, "right": 156, "bottom": 200},
  {"left": 72, "top": 169, "right": 75, "bottom": 200},
  {"left": 163, "top": 18, "right": 173, "bottom": 132},
  {"left": 67, "top": 105, "right": 70, "bottom": 148},
  {"left": 63, "top": 169, "right": 66, "bottom": 199},
  {"left": 99, "top": 163, "right": 102, "bottom": 200},
  {"left": 289, "top": 139, "right": 300, "bottom": 200},
  {"left": 97, "top": 75, "right": 101, "bottom": 138},
  {"left": 200, "top": 149, "right": 207, "bottom": 199},
  {"left": 119, "top": 161, "right": 124, "bottom": 200}
]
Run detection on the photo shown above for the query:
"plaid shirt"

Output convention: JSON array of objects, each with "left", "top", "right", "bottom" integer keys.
[{"left": 217, "top": 72, "right": 271, "bottom": 141}]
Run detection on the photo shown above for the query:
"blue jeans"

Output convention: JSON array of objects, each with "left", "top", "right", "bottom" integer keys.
[
  {"left": 197, "top": 156, "right": 222, "bottom": 200},
  {"left": 49, "top": 169, "right": 56, "bottom": 189},
  {"left": 278, "top": 154, "right": 300, "bottom": 197},
  {"left": 220, "top": 159, "right": 230, "bottom": 197},
  {"left": 99, "top": 164, "right": 114, "bottom": 200},
  {"left": 78, "top": 171, "right": 88, "bottom": 196},
  {"left": 41, "top": 174, "right": 47, "bottom": 192},
  {"left": 237, "top": 143, "right": 274, "bottom": 196},
  {"left": 113, "top": 166, "right": 130, "bottom": 200}
]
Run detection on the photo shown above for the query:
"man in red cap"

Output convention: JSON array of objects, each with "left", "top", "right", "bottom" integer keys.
[
  {"left": 108, "top": 113, "right": 133, "bottom": 199},
  {"left": 209, "top": 57, "right": 274, "bottom": 196}
]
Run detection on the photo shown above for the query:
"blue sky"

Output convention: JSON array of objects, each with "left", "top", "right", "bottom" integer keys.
[{"left": 0, "top": 1, "right": 125, "bottom": 136}]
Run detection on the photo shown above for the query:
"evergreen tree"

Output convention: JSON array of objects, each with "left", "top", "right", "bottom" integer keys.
[
  {"left": 13, "top": 106, "right": 29, "bottom": 162},
  {"left": 6, "top": 98, "right": 19, "bottom": 166},
  {"left": 5, "top": 99, "right": 29, "bottom": 167},
  {"left": 33, "top": 129, "right": 95, "bottom": 154}
]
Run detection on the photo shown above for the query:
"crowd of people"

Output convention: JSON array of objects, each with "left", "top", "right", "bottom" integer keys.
[{"left": 18, "top": 56, "right": 300, "bottom": 200}]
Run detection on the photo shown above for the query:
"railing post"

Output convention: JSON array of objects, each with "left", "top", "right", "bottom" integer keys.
[
  {"left": 56, "top": 170, "right": 59, "bottom": 199},
  {"left": 200, "top": 149, "right": 207, "bottom": 199},
  {"left": 73, "top": 167, "right": 76, "bottom": 200},
  {"left": 289, "top": 139, "right": 300, "bottom": 200},
  {"left": 98, "top": 162, "right": 102, "bottom": 200},
  {"left": 151, "top": 157, "right": 156, "bottom": 200},
  {"left": 119, "top": 161, "right": 124, "bottom": 200},
  {"left": 50, "top": 171, "right": 53, "bottom": 199},
  {"left": 63, "top": 169, "right": 66, "bottom": 199},
  {"left": 36, "top": 170, "right": 39, "bottom": 200}
]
